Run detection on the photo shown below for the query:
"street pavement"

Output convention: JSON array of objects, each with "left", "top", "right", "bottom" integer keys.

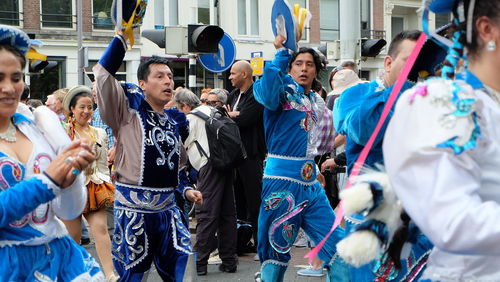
[{"left": 83, "top": 220, "right": 327, "bottom": 281}]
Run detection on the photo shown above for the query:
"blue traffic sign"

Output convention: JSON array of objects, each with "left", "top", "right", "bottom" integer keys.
[{"left": 198, "top": 33, "right": 236, "bottom": 73}]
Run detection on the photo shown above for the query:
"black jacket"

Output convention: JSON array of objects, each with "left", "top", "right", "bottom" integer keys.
[{"left": 226, "top": 84, "right": 267, "bottom": 160}]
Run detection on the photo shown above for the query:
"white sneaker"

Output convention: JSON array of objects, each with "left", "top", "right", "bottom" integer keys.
[
  {"left": 208, "top": 254, "right": 222, "bottom": 265},
  {"left": 297, "top": 266, "right": 324, "bottom": 277},
  {"left": 253, "top": 254, "right": 259, "bottom": 261},
  {"left": 208, "top": 250, "right": 222, "bottom": 265}
]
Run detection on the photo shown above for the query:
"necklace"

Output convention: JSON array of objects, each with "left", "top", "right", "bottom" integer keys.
[
  {"left": 74, "top": 123, "right": 98, "bottom": 145},
  {"left": 0, "top": 122, "right": 17, "bottom": 142}
]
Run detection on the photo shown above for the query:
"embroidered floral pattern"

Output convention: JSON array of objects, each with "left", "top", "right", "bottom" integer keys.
[{"left": 435, "top": 82, "right": 482, "bottom": 154}]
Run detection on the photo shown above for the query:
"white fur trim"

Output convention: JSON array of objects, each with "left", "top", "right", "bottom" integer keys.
[
  {"left": 340, "top": 183, "right": 373, "bottom": 216},
  {"left": 337, "top": 230, "right": 381, "bottom": 267}
]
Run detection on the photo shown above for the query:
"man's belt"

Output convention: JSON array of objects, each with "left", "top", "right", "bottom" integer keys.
[{"left": 114, "top": 182, "right": 176, "bottom": 213}]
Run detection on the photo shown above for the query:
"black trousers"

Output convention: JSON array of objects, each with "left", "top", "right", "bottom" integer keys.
[
  {"left": 233, "top": 158, "right": 263, "bottom": 246},
  {"left": 194, "top": 161, "right": 238, "bottom": 270}
]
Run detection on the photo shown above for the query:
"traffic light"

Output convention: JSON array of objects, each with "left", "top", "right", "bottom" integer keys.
[
  {"left": 142, "top": 29, "right": 166, "bottom": 48},
  {"left": 187, "top": 24, "right": 224, "bottom": 53},
  {"left": 361, "top": 38, "right": 387, "bottom": 57},
  {"left": 29, "top": 60, "right": 57, "bottom": 74},
  {"left": 29, "top": 61, "right": 48, "bottom": 73}
]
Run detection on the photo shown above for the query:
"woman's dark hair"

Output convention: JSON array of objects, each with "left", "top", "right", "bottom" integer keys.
[
  {"left": 21, "top": 84, "right": 30, "bottom": 101},
  {"left": 0, "top": 44, "right": 26, "bottom": 69},
  {"left": 69, "top": 92, "right": 93, "bottom": 116},
  {"left": 465, "top": 0, "right": 500, "bottom": 58},
  {"left": 290, "top": 47, "right": 327, "bottom": 92},
  {"left": 386, "top": 211, "right": 411, "bottom": 269}
]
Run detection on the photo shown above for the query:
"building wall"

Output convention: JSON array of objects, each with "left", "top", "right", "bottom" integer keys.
[{"left": 15, "top": 0, "right": 441, "bottom": 93}]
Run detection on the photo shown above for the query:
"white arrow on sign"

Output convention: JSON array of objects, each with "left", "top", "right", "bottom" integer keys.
[{"left": 216, "top": 43, "right": 225, "bottom": 67}]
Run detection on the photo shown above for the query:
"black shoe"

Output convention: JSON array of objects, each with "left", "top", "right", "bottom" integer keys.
[
  {"left": 219, "top": 264, "right": 237, "bottom": 273},
  {"left": 80, "top": 237, "right": 90, "bottom": 245},
  {"left": 197, "top": 265, "right": 207, "bottom": 276},
  {"left": 197, "top": 269, "right": 207, "bottom": 276}
]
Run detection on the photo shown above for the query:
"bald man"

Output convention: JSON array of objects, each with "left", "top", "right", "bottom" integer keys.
[{"left": 226, "top": 60, "right": 266, "bottom": 258}]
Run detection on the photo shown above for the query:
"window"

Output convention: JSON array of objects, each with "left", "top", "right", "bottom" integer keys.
[
  {"left": 435, "top": 13, "right": 450, "bottom": 29},
  {"left": 93, "top": 0, "right": 113, "bottom": 30},
  {"left": 198, "top": 0, "right": 210, "bottom": 24},
  {"left": 237, "top": 0, "right": 259, "bottom": 36},
  {"left": 167, "top": 0, "right": 179, "bottom": 26},
  {"left": 41, "top": 0, "right": 73, "bottom": 28},
  {"left": 195, "top": 64, "right": 216, "bottom": 91},
  {"left": 85, "top": 60, "right": 126, "bottom": 82},
  {"left": 360, "top": 0, "right": 370, "bottom": 31},
  {"left": 320, "top": 0, "right": 339, "bottom": 41},
  {"left": 391, "top": 17, "right": 404, "bottom": 40},
  {"left": 0, "top": 0, "right": 21, "bottom": 26},
  {"left": 169, "top": 60, "right": 187, "bottom": 89},
  {"left": 30, "top": 57, "right": 66, "bottom": 101}
]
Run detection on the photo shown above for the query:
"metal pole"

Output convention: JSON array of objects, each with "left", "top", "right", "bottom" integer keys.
[
  {"left": 77, "top": 0, "right": 84, "bottom": 85},
  {"left": 188, "top": 55, "right": 198, "bottom": 94},
  {"left": 339, "top": 0, "right": 361, "bottom": 62}
]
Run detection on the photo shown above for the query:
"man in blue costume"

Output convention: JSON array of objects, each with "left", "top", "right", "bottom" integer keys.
[
  {"left": 333, "top": 30, "right": 421, "bottom": 173},
  {"left": 253, "top": 34, "right": 349, "bottom": 282},
  {"left": 333, "top": 30, "right": 434, "bottom": 281},
  {"left": 93, "top": 31, "right": 203, "bottom": 280}
]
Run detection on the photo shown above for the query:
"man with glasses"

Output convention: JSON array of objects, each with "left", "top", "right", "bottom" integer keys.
[{"left": 207, "top": 88, "right": 228, "bottom": 108}]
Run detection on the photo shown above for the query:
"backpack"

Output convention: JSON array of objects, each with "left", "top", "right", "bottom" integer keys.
[{"left": 190, "top": 108, "right": 247, "bottom": 170}]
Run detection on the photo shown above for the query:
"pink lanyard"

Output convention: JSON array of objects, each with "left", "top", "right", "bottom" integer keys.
[{"left": 306, "top": 33, "right": 428, "bottom": 262}]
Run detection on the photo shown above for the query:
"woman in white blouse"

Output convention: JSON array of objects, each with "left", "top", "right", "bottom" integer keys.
[{"left": 384, "top": 0, "right": 500, "bottom": 280}]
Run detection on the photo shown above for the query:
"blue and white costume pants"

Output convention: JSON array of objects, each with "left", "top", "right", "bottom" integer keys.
[{"left": 112, "top": 184, "right": 192, "bottom": 281}]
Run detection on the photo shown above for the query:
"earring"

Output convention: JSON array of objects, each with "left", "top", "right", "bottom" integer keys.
[{"left": 487, "top": 40, "right": 497, "bottom": 51}]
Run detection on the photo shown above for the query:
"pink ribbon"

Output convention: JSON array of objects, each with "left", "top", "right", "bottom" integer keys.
[{"left": 305, "top": 33, "right": 428, "bottom": 263}]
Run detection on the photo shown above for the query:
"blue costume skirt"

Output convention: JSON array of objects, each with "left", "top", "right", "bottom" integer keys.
[{"left": 0, "top": 236, "right": 103, "bottom": 281}]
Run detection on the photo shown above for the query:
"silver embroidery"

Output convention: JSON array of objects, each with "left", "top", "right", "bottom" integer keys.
[
  {"left": 112, "top": 210, "right": 149, "bottom": 270},
  {"left": 114, "top": 189, "right": 174, "bottom": 212},
  {"left": 143, "top": 110, "right": 179, "bottom": 169}
]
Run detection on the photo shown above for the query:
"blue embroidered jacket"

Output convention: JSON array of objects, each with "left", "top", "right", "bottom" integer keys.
[{"left": 95, "top": 35, "right": 191, "bottom": 195}]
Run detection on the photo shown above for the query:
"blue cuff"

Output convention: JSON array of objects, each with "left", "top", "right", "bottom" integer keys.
[
  {"left": 352, "top": 219, "right": 389, "bottom": 246},
  {"left": 182, "top": 186, "right": 194, "bottom": 200},
  {"left": 98, "top": 35, "right": 127, "bottom": 76}
]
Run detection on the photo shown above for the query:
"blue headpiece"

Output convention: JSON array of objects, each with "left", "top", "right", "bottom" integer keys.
[{"left": 0, "top": 24, "right": 31, "bottom": 55}]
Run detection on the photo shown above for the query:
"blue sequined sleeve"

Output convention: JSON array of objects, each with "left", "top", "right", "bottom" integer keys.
[
  {"left": 0, "top": 175, "right": 59, "bottom": 228},
  {"left": 254, "top": 48, "right": 291, "bottom": 111}
]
